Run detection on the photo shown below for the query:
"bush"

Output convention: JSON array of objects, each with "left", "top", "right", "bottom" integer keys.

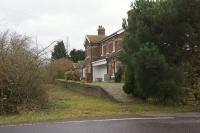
[
  {"left": 64, "top": 71, "right": 80, "bottom": 81},
  {"left": 157, "top": 66, "right": 184, "bottom": 104},
  {"left": 182, "top": 88, "right": 196, "bottom": 105},
  {"left": 47, "top": 58, "right": 74, "bottom": 82},
  {"left": 123, "top": 44, "right": 184, "bottom": 104},
  {"left": 64, "top": 71, "right": 73, "bottom": 80},
  {"left": 114, "top": 67, "right": 122, "bottom": 83},
  {"left": 123, "top": 66, "right": 136, "bottom": 95},
  {"left": 0, "top": 31, "right": 47, "bottom": 115}
]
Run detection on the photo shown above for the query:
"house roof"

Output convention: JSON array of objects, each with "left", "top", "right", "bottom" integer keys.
[
  {"left": 99, "top": 29, "right": 125, "bottom": 43},
  {"left": 91, "top": 50, "right": 122, "bottom": 64},
  {"left": 86, "top": 35, "right": 106, "bottom": 43},
  {"left": 84, "top": 28, "right": 125, "bottom": 46}
]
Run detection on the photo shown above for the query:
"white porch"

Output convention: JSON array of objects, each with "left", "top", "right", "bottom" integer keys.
[{"left": 92, "top": 59, "right": 107, "bottom": 81}]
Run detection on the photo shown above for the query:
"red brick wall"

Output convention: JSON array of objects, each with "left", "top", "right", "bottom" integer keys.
[
  {"left": 101, "top": 33, "right": 124, "bottom": 56},
  {"left": 84, "top": 30, "right": 126, "bottom": 82},
  {"left": 91, "top": 45, "right": 101, "bottom": 59},
  {"left": 115, "top": 40, "right": 123, "bottom": 51},
  {"left": 109, "top": 42, "right": 113, "bottom": 53},
  {"left": 85, "top": 44, "right": 101, "bottom": 60},
  {"left": 107, "top": 60, "right": 115, "bottom": 76},
  {"left": 103, "top": 45, "right": 106, "bottom": 56}
]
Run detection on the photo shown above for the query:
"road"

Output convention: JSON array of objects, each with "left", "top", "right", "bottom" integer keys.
[{"left": 0, "top": 113, "right": 200, "bottom": 133}]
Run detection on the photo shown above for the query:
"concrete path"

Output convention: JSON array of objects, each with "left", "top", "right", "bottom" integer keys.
[
  {"left": 101, "top": 86, "right": 135, "bottom": 103},
  {"left": 90, "top": 82, "right": 140, "bottom": 103}
]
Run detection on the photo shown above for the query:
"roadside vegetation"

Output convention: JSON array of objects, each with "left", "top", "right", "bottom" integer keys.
[
  {"left": 69, "top": 49, "right": 85, "bottom": 63},
  {"left": 1, "top": 0, "right": 199, "bottom": 125},
  {"left": 0, "top": 84, "right": 197, "bottom": 125},
  {"left": 0, "top": 31, "right": 47, "bottom": 115},
  {"left": 121, "top": 0, "right": 200, "bottom": 105},
  {"left": 49, "top": 41, "right": 81, "bottom": 82},
  {"left": 47, "top": 58, "right": 74, "bottom": 83}
]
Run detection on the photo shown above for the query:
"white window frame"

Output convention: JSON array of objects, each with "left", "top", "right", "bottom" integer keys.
[
  {"left": 112, "top": 41, "right": 116, "bottom": 53},
  {"left": 117, "top": 38, "right": 123, "bottom": 52},
  {"left": 101, "top": 45, "right": 104, "bottom": 56}
]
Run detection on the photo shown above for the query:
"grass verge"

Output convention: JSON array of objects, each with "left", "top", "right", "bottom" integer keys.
[{"left": 0, "top": 84, "right": 197, "bottom": 125}]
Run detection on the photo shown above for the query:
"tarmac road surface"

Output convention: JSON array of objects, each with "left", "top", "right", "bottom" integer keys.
[{"left": 0, "top": 113, "right": 200, "bottom": 133}]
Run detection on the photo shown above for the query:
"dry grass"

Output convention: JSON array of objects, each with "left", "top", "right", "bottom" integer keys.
[
  {"left": 0, "top": 84, "right": 197, "bottom": 125},
  {"left": 89, "top": 82, "right": 124, "bottom": 89}
]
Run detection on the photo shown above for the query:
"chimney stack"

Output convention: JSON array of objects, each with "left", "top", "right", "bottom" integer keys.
[{"left": 97, "top": 25, "right": 105, "bottom": 36}]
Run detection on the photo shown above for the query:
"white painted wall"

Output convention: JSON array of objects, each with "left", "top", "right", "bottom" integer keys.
[{"left": 93, "top": 65, "right": 107, "bottom": 81}]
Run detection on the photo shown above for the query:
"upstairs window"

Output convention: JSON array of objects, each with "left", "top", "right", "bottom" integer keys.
[
  {"left": 86, "top": 47, "right": 91, "bottom": 58},
  {"left": 113, "top": 41, "right": 116, "bottom": 52},
  {"left": 115, "top": 40, "right": 123, "bottom": 51},
  {"left": 109, "top": 43, "right": 113, "bottom": 53},
  {"left": 103, "top": 45, "right": 106, "bottom": 56}
]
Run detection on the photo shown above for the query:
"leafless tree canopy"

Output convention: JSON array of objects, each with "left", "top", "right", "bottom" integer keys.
[
  {"left": 48, "top": 58, "right": 74, "bottom": 82},
  {"left": 0, "top": 31, "right": 47, "bottom": 114}
]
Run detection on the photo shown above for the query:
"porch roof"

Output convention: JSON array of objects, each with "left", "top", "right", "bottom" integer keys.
[{"left": 92, "top": 59, "right": 107, "bottom": 67}]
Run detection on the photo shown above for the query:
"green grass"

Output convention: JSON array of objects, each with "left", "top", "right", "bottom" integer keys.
[{"left": 0, "top": 84, "right": 197, "bottom": 125}]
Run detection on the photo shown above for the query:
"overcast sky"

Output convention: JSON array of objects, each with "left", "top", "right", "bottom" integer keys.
[{"left": 0, "top": 0, "right": 132, "bottom": 53}]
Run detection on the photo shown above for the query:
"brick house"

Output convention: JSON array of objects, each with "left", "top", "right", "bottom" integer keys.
[{"left": 82, "top": 26, "right": 125, "bottom": 82}]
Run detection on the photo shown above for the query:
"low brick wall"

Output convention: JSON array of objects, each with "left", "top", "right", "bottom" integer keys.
[{"left": 55, "top": 79, "right": 115, "bottom": 101}]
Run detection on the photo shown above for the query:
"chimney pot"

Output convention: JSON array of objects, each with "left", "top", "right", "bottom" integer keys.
[{"left": 98, "top": 25, "right": 105, "bottom": 36}]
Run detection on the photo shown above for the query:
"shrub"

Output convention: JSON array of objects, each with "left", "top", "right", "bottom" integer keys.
[
  {"left": 114, "top": 67, "right": 122, "bottom": 83},
  {"left": 182, "top": 88, "right": 196, "bottom": 105},
  {"left": 64, "top": 71, "right": 80, "bottom": 81},
  {"left": 157, "top": 66, "right": 184, "bottom": 104},
  {"left": 48, "top": 58, "right": 73, "bottom": 82},
  {"left": 123, "top": 66, "right": 136, "bottom": 95},
  {"left": 73, "top": 71, "right": 80, "bottom": 81},
  {"left": 0, "top": 31, "right": 47, "bottom": 115},
  {"left": 64, "top": 71, "right": 73, "bottom": 80},
  {"left": 123, "top": 44, "right": 184, "bottom": 104}
]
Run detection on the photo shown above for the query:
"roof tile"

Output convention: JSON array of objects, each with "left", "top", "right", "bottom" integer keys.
[{"left": 86, "top": 35, "right": 106, "bottom": 43}]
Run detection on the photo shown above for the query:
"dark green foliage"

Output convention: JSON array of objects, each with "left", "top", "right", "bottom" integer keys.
[
  {"left": 69, "top": 49, "right": 85, "bottom": 63},
  {"left": 114, "top": 67, "right": 122, "bottom": 83},
  {"left": 51, "top": 41, "right": 67, "bottom": 59},
  {"left": 122, "top": 43, "right": 184, "bottom": 103},
  {"left": 123, "top": 66, "right": 135, "bottom": 95},
  {"left": 134, "top": 44, "right": 167, "bottom": 99},
  {"left": 121, "top": 0, "right": 199, "bottom": 104},
  {"left": 157, "top": 69, "right": 184, "bottom": 104},
  {"left": 135, "top": 44, "right": 184, "bottom": 103},
  {"left": 126, "top": 0, "right": 200, "bottom": 66}
]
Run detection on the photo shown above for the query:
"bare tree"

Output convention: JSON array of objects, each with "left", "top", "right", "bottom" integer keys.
[{"left": 0, "top": 31, "right": 47, "bottom": 115}]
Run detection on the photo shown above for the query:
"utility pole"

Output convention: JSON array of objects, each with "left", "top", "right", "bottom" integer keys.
[
  {"left": 65, "top": 36, "right": 70, "bottom": 55},
  {"left": 35, "top": 34, "right": 38, "bottom": 56}
]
